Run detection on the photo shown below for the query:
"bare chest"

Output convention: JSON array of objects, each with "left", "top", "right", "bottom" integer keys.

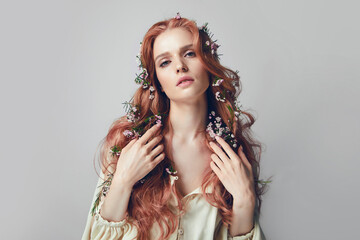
[{"left": 170, "top": 141, "right": 212, "bottom": 197}]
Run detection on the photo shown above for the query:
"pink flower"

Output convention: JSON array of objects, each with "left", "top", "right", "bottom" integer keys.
[
  {"left": 211, "top": 42, "right": 219, "bottom": 51},
  {"left": 174, "top": 12, "right": 181, "bottom": 20},
  {"left": 211, "top": 42, "right": 219, "bottom": 54},
  {"left": 144, "top": 68, "right": 148, "bottom": 78},
  {"left": 123, "top": 130, "right": 134, "bottom": 138}
]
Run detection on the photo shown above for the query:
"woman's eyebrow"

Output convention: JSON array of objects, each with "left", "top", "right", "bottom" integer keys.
[{"left": 155, "top": 44, "right": 193, "bottom": 62}]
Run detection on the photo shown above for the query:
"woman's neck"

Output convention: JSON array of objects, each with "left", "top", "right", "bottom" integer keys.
[{"left": 168, "top": 95, "right": 208, "bottom": 143}]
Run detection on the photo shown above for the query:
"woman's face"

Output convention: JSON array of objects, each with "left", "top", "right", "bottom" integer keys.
[{"left": 153, "top": 27, "right": 209, "bottom": 102}]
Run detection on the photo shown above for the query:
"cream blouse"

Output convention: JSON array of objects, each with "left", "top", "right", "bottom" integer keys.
[{"left": 82, "top": 172, "right": 264, "bottom": 240}]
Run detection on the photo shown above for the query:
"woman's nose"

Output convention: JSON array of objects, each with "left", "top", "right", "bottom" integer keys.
[{"left": 176, "top": 59, "right": 188, "bottom": 72}]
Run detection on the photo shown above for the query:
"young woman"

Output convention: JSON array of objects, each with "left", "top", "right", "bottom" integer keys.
[{"left": 82, "top": 13, "right": 268, "bottom": 240}]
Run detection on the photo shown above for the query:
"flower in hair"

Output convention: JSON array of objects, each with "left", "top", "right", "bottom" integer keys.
[
  {"left": 206, "top": 111, "right": 237, "bottom": 148},
  {"left": 174, "top": 12, "right": 181, "bottom": 19},
  {"left": 215, "top": 91, "right": 226, "bottom": 102},
  {"left": 233, "top": 101, "right": 243, "bottom": 122},
  {"left": 149, "top": 85, "right": 155, "bottom": 100},
  {"left": 110, "top": 145, "right": 122, "bottom": 157},
  {"left": 135, "top": 67, "right": 150, "bottom": 89},
  {"left": 154, "top": 114, "right": 162, "bottom": 126},
  {"left": 135, "top": 42, "right": 151, "bottom": 89},
  {"left": 123, "top": 130, "right": 134, "bottom": 138},
  {"left": 199, "top": 22, "right": 221, "bottom": 57},
  {"left": 166, "top": 166, "right": 177, "bottom": 175},
  {"left": 123, "top": 101, "right": 141, "bottom": 123},
  {"left": 212, "top": 76, "right": 224, "bottom": 86},
  {"left": 166, "top": 166, "right": 178, "bottom": 180},
  {"left": 128, "top": 112, "right": 167, "bottom": 138},
  {"left": 211, "top": 42, "right": 220, "bottom": 55},
  {"left": 199, "top": 22, "right": 210, "bottom": 33}
]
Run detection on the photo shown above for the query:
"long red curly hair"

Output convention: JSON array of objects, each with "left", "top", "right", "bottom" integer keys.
[{"left": 95, "top": 16, "right": 269, "bottom": 240}]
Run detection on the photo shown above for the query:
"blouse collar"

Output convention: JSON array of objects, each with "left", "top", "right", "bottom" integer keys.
[{"left": 169, "top": 174, "right": 214, "bottom": 199}]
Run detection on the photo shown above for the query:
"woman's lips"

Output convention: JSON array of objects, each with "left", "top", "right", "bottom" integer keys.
[
  {"left": 177, "top": 76, "right": 194, "bottom": 86},
  {"left": 177, "top": 79, "right": 194, "bottom": 87}
]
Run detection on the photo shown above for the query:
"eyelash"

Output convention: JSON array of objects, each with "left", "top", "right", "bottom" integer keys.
[{"left": 159, "top": 51, "right": 196, "bottom": 68}]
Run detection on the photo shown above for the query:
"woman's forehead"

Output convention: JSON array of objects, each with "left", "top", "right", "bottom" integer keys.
[{"left": 153, "top": 28, "right": 194, "bottom": 58}]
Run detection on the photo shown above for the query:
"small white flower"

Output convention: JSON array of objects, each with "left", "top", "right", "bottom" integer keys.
[
  {"left": 215, "top": 91, "right": 225, "bottom": 102},
  {"left": 211, "top": 111, "right": 215, "bottom": 116},
  {"left": 149, "top": 94, "right": 154, "bottom": 100},
  {"left": 213, "top": 79, "right": 224, "bottom": 86},
  {"left": 149, "top": 86, "right": 155, "bottom": 92},
  {"left": 233, "top": 144, "right": 237, "bottom": 148},
  {"left": 215, "top": 117, "right": 221, "bottom": 122}
]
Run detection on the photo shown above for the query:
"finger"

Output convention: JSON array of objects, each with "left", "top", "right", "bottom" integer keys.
[
  {"left": 149, "top": 144, "right": 164, "bottom": 160},
  {"left": 122, "top": 138, "right": 137, "bottom": 151},
  {"left": 138, "top": 124, "right": 162, "bottom": 145},
  {"left": 209, "top": 141, "right": 231, "bottom": 167},
  {"left": 210, "top": 161, "right": 222, "bottom": 180},
  {"left": 146, "top": 134, "right": 163, "bottom": 150},
  {"left": 215, "top": 136, "right": 238, "bottom": 160},
  {"left": 127, "top": 138, "right": 137, "bottom": 147},
  {"left": 238, "top": 145, "right": 252, "bottom": 172},
  {"left": 150, "top": 152, "right": 165, "bottom": 168},
  {"left": 210, "top": 153, "right": 225, "bottom": 170}
]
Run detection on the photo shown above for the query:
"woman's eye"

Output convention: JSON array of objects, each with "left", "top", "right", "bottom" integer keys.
[
  {"left": 160, "top": 61, "right": 169, "bottom": 67},
  {"left": 159, "top": 52, "right": 195, "bottom": 68},
  {"left": 186, "top": 51, "right": 195, "bottom": 57}
]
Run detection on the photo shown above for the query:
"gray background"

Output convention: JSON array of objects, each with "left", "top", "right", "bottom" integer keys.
[{"left": 1, "top": 0, "right": 359, "bottom": 239}]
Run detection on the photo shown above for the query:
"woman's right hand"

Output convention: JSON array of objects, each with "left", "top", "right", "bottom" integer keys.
[{"left": 114, "top": 124, "right": 165, "bottom": 187}]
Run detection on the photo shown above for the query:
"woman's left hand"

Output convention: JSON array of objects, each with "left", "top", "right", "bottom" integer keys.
[{"left": 209, "top": 136, "right": 256, "bottom": 208}]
